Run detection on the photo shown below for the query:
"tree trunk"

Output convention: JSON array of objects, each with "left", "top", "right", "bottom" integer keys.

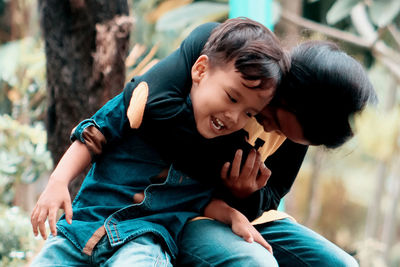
[
  {"left": 39, "top": 0, "right": 132, "bottom": 198},
  {"left": 304, "top": 147, "right": 324, "bottom": 228},
  {"left": 275, "top": 0, "right": 302, "bottom": 49},
  {"left": 382, "top": 155, "right": 400, "bottom": 263}
]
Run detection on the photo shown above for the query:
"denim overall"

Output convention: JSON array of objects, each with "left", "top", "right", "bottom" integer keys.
[{"left": 53, "top": 93, "right": 214, "bottom": 262}]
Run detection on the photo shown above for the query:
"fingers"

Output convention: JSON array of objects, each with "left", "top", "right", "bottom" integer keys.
[
  {"left": 253, "top": 229, "right": 273, "bottom": 254},
  {"left": 254, "top": 235, "right": 273, "bottom": 254},
  {"left": 230, "top": 150, "right": 243, "bottom": 180},
  {"left": 31, "top": 205, "right": 39, "bottom": 237},
  {"left": 64, "top": 199, "right": 73, "bottom": 225},
  {"left": 244, "top": 233, "right": 254, "bottom": 243},
  {"left": 220, "top": 162, "right": 230, "bottom": 181},
  {"left": 238, "top": 228, "right": 254, "bottom": 243},
  {"left": 241, "top": 149, "right": 257, "bottom": 179},
  {"left": 256, "top": 164, "right": 271, "bottom": 189},
  {"left": 48, "top": 208, "right": 58, "bottom": 237},
  {"left": 37, "top": 209, "right": 49, "bottom": 240},
  {"left": 248, "top": 152, "right": 261, "bottom": 180},
  {"left": 240, "top": 227, "right": 273, "bottom": 255}
]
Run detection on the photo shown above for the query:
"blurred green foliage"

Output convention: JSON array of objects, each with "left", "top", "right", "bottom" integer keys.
[
  {"left": 0, "top": 15, "right": 49, "bottom": 264},
  {"left": 131, "top": 0, "right": 229, "bottom": 57},
  {"left": 0, "top": 36, "right": 51, "bottom": 206},
  {"left": 0, "top": 114, "right": 52, "bottom": 205},
  {"left": 0, "top": 205, "right": 38, "bottom": 266}
]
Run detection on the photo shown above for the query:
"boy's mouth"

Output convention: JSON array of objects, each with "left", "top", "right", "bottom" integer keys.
[{"left": 211, "top": 116, "right": 225, "bottom": 131}]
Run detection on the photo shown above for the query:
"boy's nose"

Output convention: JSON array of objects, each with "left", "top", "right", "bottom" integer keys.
[{"left": 225, "top": 110, "right": 242, "bottom": 128}]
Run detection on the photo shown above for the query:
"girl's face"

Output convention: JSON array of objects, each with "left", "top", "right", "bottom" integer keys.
[
  {"left": 256, "top": 106, "right": 310, "bottom": 145},
  {"left": 190, "top": 55, "right": 274, "bottom": 139}
]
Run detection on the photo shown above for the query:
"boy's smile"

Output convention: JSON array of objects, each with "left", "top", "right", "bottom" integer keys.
[{"left": 190, "top": 55, "right": 274, "bottom": 139}]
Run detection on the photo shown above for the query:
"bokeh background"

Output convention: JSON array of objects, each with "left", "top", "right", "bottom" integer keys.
[{"left": 0, "top": 0, "right": 399, "bottom": 266}]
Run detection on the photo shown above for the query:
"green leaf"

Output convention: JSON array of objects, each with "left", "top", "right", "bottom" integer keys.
[
  {"left": 326, "top": 0, "right": 360, "bottom": 25},
  {"left": 154, "top": 1, "right": 229, "bottom": 56},
  {"left": 155, "top": 1, "right": 229, "bottom": 32},
  {"left": 369, "top": 0, "right": 400, "bottom": 27},
  {"left": 0, "top": 41, "right": 21, "bottom": 86}
]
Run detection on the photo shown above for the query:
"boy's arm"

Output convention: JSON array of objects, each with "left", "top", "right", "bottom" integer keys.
[
  {"left": 32, "top": 91, "right": 129, "bottom": 240},
  {"left": 204, "top": 198, "right": 273, "bottom": 254},
  {"left": 31, "top": 141, "right": 91, "bottom": 240}
]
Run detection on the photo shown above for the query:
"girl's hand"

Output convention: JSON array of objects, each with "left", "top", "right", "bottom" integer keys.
[
  {"left": 31, "top": 178, "right": 73, "bottom": 240},
  {"left": 221, "top": 149, "right": 271, "bottom": 198}
]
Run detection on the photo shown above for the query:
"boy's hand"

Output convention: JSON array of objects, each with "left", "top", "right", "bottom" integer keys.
[
  {"left": 221, "top": 149, "right": 271, "bottom": 198},
  {"left": 230, "top": 210, "right": 273, "bottom": 254},
  {"left": 31, "top": 178, "right": 73, "bottom": 240}
]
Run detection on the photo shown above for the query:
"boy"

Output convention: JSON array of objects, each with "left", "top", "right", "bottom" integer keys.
[{"left": 30, "top": 18, "right": 288, "bottom": 265}]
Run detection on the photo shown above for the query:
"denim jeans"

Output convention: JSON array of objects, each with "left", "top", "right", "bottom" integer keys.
[
  {"left": 30, "top": 232, "right": 172, "bottom": 266},
  {"left": 177, "top": 218, "right": 359, "bottom": 267}
]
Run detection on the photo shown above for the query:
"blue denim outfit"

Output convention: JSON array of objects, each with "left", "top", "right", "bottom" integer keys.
[
  {"left": 31, "top": 233, "right": 173, "bottom": 266},
  {"left": 178, "top": 218, "right": 359, "bottom": 267},
  {"left": 51, "top": 93, "right": 214, "bottom": 263}
]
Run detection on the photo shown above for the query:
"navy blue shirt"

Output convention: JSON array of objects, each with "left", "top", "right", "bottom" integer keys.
[{"left": 58, "top": 93, "right": 214, "bottom": 258}]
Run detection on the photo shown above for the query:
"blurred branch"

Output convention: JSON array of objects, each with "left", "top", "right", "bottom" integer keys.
[
  {"left": 280, "top": 9, "right": 400, "bottom": 82},
  {"left": 381, "top": 154, "right": 400, "bottom": 262},
  {"left": 281, "top": 9, "right": 371, "bottom": 48},
  {"left": 126, "top": 43, "right": 159, "bottom": 80},
  {"left": 387, "top": 24, "right": 400, "bottom": 50},
  {"left": 350, "top": 3, "right": 377, "bottom": 43}
]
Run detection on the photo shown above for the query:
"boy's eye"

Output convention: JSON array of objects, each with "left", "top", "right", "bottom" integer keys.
[
  {"left": 246, "top": 112, "right": 253, "bottom": 118},
  {"left": 227, "top": 93, "right": 237, "bottom": 103}
]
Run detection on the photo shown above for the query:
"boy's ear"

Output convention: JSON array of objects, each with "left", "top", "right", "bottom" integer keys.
[{"left": 191, "top": 55, "right": 209, "bottom": 83}]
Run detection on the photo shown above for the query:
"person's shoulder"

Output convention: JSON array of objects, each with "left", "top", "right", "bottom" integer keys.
[
  {"left": 183, "top": 22, "right": 220, "bottom": 47},
  {"left": 192, "top": 22, "right": 220, "bottom": 35}
]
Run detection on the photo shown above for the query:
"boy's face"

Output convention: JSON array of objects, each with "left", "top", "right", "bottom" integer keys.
[{"left": 190, "top": 55, "right": 274, "bottom": 139}]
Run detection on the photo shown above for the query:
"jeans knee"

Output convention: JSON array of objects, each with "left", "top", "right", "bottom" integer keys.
[
  {"left": 335, "top": 254, "right": 359, "bottom": 267},
  {"left": 319, "top": 250, "right": 359, "bottom": 267},
  {"left": 239, "top": 252, "right": 278, "bottom": 267}
]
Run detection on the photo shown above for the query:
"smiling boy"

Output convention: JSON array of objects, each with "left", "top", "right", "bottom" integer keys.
[
  {"left": 190, "top": 56, "right": 272, "bottom": 138},
  {"left": 30, "top": 18, "right": 288, "bottom": 266}
]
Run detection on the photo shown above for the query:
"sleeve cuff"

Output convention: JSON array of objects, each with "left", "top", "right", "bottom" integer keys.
[{"left": 70, "top": 119, "right": 106, "bottom": 157}]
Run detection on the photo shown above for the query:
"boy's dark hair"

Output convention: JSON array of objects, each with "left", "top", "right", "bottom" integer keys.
[
  {"left": 201, "top": 17, "right": 290, "bottom": 90},
  {"left": 275, "top": 41, "right": 377, "bottom": 148}
]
